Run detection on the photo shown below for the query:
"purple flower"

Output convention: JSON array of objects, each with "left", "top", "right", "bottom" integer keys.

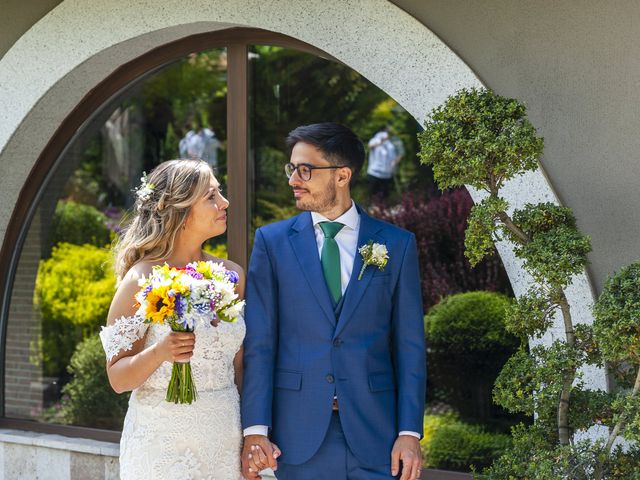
[
  {"left": 103, "top": 206, "right": 121, "bottom": 218},
  {"left": 226, "top": 270, "right": 239, "bottom": 284},
  {"left": 142, "top": 284, "right": 153, "bottom": 299},
  {"left": 185, "top": 266, "right": 204, "bottom": 280}
]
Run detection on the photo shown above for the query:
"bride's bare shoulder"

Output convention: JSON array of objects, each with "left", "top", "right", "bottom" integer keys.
[
  {"left": 124, "top": 260, "right": 155, "bottom": 281},
  {"left": 107, "top": 261, "right": 155, "bottom": 322}
]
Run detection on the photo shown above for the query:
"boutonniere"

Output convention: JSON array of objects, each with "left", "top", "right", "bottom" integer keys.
[{"left": 357, "top": 241, "right": 389, "bottom": 280}]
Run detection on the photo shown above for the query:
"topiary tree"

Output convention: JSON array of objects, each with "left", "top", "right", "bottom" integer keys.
[
  {"left": 419, "top": 87, "right": 640, "bottom": 478},
  {"left": 425, "top": 291, "right": 520, "bottom": 429},
  {"left": 425, "top": 291, "right": 518, "bottom": 354},
  {"left": 591, "top": 261, "right": 640, "bottom": 479}
]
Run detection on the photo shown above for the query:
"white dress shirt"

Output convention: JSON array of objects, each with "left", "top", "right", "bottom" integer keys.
[{"left": 244, "top": 201, "right": 419, "bottom": 439}]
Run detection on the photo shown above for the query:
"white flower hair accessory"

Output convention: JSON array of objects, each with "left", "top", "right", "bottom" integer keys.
[
  {"left": 135, "top": 172, "right": 155, "bottom": 204},
  {"left": 357, "top": 241, "right": 389, "bottom": 280}
]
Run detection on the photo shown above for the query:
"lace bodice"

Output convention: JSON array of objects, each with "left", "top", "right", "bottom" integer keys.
[
  {"left": 100, "top": 312, "right": 245, "bottom": 479},
  {"left": 144, "top": 315, "right": 244, "bottom": 393},
  {"left": 100, "top": 313, "right": 245, "bottom": 393}
]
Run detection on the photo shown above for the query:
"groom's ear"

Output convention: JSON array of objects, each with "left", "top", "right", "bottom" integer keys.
[{"left": 336, "top": 166, "right": 352, "bottom": 187}]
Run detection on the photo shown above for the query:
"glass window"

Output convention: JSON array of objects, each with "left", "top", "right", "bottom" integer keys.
[
  {"left": 4, "top": 36, "right": 519, "bottom": 474},
  {"left": 248, "top": 45, "right": 431, "bottom": 238},
  {"left": 5, "top": 48, "right": 228, "bottom": 429}
]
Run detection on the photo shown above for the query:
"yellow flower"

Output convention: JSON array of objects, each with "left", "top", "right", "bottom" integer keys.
[
  {"left": 195, "top": 261, "right": 213, "bottom": 279},
  {"left": 145, "top": 285, "right": 175, "bottom": 324},
  {"left": 171, "top": 279, "right": 190, "bottom": 296}
]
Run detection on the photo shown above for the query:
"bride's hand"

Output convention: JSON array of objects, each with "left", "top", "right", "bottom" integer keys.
[{"left": 155, "top": 331, "right": 195, "bottom": 363}]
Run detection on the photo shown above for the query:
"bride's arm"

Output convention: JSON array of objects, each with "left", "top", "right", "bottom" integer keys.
[{"left": 104, "top": 272, "right": 195, "bottom": 393}]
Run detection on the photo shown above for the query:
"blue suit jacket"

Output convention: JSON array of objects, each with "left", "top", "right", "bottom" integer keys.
[{"left": 241, "top": 207, "right": 426, "bottom": 466}]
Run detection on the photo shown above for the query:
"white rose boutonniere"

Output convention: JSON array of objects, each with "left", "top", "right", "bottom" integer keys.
[{"left": 358, "top": 241, "right": 389, "bottom": 280}]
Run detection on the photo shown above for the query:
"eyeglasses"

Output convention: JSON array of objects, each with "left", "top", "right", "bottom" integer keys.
[{"left": 284, "top": 162, "right": 348, "bottom": 181}]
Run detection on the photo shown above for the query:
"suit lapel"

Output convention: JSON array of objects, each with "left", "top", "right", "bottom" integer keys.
[
  {"left": 334, "top": 209, "right": 384, "bottom": 338},
  {"left": 288, "top": 212, "right": 337, "bottom": 326}
]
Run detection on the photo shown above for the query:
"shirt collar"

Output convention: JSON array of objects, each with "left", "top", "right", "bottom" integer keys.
[{"left": 311, "top": 200, "right": 359, "bottom": 231}]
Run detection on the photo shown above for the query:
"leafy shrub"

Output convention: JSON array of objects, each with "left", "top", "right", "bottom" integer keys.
[
  {"left": 425, "top": 291, "right": 521, "bottom": 429},
  {"left": 57, "top": 335, "right": 129, "bottom": 429},
  {"left": 203, "top": 242, "right": 228, "bottom": 259},
  {"left": 51, "top": 200, "right": 111, "bottom": 248},
  {"left": 35, "top": 243, "right": 115, "bottom": 377},
  {"left": 484, "top": 423, "right": 640, "bottom": 480},
  {"left": 421, "top": 413, "right": 511, "bottom": 472},
  {"left": 425, "top": 291, "right": 518, "bottom": 353},
  {"left": 373, "top": 189, "right": 512, "bottom": 311}
]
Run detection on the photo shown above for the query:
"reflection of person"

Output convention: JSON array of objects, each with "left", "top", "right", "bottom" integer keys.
[
  {"left": 179, "top": 124, "right": 221, "bottom": 169},
  {"left": 101, "top": 160, "right": 247, "bottom": 479},
  {"left": 367, "top": 126, "right": 402, "bottom": 199},
  {"left": 241, "top": 123, "right": 426, "bottom": 480}
]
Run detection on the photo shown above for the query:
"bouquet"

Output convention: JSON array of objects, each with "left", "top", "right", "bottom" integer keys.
[{"left": 135, "top": 261, "right": 245, "bottom": 404}]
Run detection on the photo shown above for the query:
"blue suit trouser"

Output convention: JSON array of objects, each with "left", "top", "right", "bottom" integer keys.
[{"left": 275, "top": 412, "right": 397, "bottom": 480}]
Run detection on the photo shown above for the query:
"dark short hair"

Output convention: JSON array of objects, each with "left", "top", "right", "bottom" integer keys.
[{"left": 286, "top": 123, "right": 365, "bottom": 182}]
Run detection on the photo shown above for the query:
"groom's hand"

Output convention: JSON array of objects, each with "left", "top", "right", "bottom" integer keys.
[
  {"left": 241, "top": 435, "right": 281, "bottom": 479},
  {"left": 391, "top": 435, "right": 422, "bottom": 480}
]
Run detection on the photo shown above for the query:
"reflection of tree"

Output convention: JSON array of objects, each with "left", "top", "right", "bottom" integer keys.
[
  {"left": 249, "top": 46, "right": 431, "bottom": 225},
  {"left": 102, "top": 106, "right": 144, "bottom": 204},
  {"left": 141, "top": 50, "right": 228, "bottom": 171}
]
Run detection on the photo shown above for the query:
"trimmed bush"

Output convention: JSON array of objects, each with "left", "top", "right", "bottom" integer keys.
[
  {"left": 424, "top": 291, "right": 521, "bottom": 429},
  {"left": 57, "top": 335, "right": 129, "bottom": 429},
  {"left": 35, "top": 243, "right": 115, "bottom": 377},
  {"left": 51, "top": 200, "right": 111, "bottom": 248},
  {"left": 425, "top": 291, "right": 518, "bottom": 353},
  {"left": 421, "top": 414, "right": 511, "bottom": 472}
]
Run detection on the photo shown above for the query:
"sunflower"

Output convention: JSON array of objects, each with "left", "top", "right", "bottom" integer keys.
[{"left": 144, "top": 285, "right": 175, "bottom": 323}]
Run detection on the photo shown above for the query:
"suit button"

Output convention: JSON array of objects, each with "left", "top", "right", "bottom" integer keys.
[
  {"left": 333, "top": 338, "right": 342, "bottom": 347},
  {"left": 326, "top": 374, "right": 335, "bottom": 384}
]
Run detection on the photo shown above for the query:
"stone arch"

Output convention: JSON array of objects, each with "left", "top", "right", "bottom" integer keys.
[{"left": 0, "top": 0, "right": 606, "bottom": 394}]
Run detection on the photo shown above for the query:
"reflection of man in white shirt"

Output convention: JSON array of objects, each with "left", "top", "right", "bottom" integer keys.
[
  {"left": 179, "top": 127, "right": 221, "bottom": 169},
  {"left": 366, "top": 128, "right": 400, "bottom": 199}
]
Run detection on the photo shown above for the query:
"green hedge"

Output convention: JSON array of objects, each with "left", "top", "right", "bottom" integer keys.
[
  {"left": 51, "top": 200, "right": 111, "bottom": 248},
  {"left": 57, "top": 335, "right": 129, "bottom": 429},
  {"left": 425, "top": 291, "right": 518, "bottom": 353},
  {"left": 421, "top": 414, "right": 511, "bottom": 472},
  {"left": 35, "top": 242, "right": 115, "bottom": 377}
]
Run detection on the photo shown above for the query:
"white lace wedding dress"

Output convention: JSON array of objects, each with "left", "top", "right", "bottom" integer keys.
[{"left": 100, "top": 313, "right": 246, "bottom": 480}]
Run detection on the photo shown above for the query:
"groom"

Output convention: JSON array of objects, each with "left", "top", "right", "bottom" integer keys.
[{"left": 241, "top": 123, "right": 426, "bottom": 480}]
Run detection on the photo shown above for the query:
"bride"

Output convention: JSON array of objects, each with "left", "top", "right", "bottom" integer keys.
[{"left": 100, "top": 159, "right": 246, "bottom": 479}]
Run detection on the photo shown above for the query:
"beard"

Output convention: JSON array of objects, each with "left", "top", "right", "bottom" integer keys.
[{"left": 295, "top": 180, "right": 338, "bottom": 213}]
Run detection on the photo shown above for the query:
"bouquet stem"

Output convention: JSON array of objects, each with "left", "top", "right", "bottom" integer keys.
[{"left": 166, "top": 361, "right": 197, "bottom": 404}]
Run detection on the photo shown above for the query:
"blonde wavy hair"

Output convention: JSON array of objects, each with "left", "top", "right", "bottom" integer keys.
[{"left": 113, "top": 159, "right": 215, "bottom": 281}]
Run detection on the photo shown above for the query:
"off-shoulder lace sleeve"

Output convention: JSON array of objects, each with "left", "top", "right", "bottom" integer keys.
[{"left": 100, "top": 315, "right": 149, "bottom": 362}]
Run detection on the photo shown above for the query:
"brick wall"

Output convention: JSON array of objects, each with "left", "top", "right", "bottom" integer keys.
[{"left": 5, "top": 210, "right": 44, "bottom": 418}]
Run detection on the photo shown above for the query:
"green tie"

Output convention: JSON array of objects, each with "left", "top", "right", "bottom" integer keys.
[{"left": 319, "top": 221, "right": 344, "bottom": 305}]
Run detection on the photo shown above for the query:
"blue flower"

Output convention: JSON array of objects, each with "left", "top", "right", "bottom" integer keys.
[
  {"left": 175, "top": 293, "right": 186, "bottom": 318},
  {"left": 226, "top": 270, "right": 239, "bottom": 284}
]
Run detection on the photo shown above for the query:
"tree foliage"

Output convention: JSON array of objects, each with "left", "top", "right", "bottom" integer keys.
[
  {"left": 419, "top": 87, "right": 640, "bottom": 478},
  {"left": 418, "top": 87, "right": 543, "bottom": 192}
]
